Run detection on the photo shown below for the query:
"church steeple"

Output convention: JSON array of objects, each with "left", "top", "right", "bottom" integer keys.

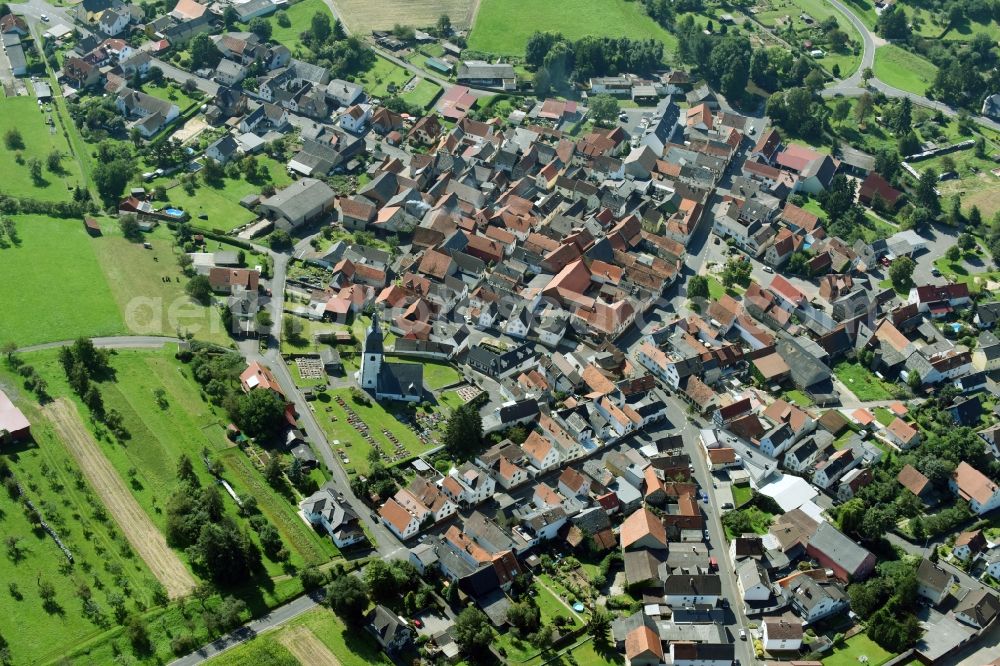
[{"left": 360, "top": 312, "right": 383, "bottom": 389}]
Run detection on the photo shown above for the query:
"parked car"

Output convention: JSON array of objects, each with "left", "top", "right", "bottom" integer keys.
[
  {"left": 763, "top": 265, "right": 774, "bottom": 273},
  {"left": 739, "top": 629, "right": 746, "bottom": 640},
  {"left": 412, "top": 618, "right": 423, "bottom": 628}
]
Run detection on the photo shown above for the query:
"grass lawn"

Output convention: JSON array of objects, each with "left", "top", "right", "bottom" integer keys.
[
  {"left": 834, "top": 361, "right": 897, "bottom": 401},
  {"left": 521, "top": 637, "right": 624, "bottom": 666},
  {"left": 801, "top": 199, "right": 827, "bottom": 220},
  {"left": 732, "top": 483, "right": 753, "bottom": 508},
  {"left": 143, "top": 82, "right": 200, "bottom": 112},
  {"left": 783, "top": 389, "right": 814, "bottom": 407},
  {"left": 266, "top": 0, "right": 329, "bottom": 51},
  {"left": 932, "top": 255, "right": 1000, "bottom": 294},
  {"left": 207, "top": 606, "right": 392, "bottom": 666},
  {"left": 0, "top": 95, "right": 85, "bottom": 200},
  {"left": 394, "top": 359, "right": 462, "bottom": 391},
  {"left": 148, "top": 156, "right": 291, "bottom": 230},
  {"left": 874, "top": 406, "right": 895, "bottom": 426},
  {"left": 468, "top": 0, "right": 678, "bottom": 56},
  {"left": 822, "top": 632, "right": 894, "bottom": 666},
  {"left": 873, "top": 45, "right": 938, "bottom": 96},
  {"left": 357, "top": 55, "right": 414, "bottom": 99},
  {"left": 314, "top": 388, "right": 441, "bottom": 476},
  {"left": 833, "top": 428, "right": 857, "bottom": 449},
  {"left": 0, "top": 215, "right": 125, "bottom": 347},
  {"left": 400, "top": 79, "right": 443, "bottom": 110}
]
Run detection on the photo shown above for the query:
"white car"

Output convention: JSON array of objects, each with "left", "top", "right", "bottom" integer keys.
[
  {"left": 739, "top": 629, "right": 747, "bottom": 640},
  {"left": 763, "top": 265, "right": 774, "bottom": 273},
  {"left": 40, "top": 13, "right": 49, "bottom": 21}
]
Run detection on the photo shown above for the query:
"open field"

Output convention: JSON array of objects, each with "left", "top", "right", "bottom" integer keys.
[
  {"left": 331, "top": 0, "right": 476, "bottom": 33},
  {"left": 0, "top": 215, "right": 125, "bottom": 347},
  {"left": 208, "top": 606, "right": 392, "bottom": 666},
  {"left": 822, "top": 632, "right": 894, "bottom": 666},
  {"left": 91, "top": 222, "right": 232, "bottom": 346},
  {"left": 0, "top": 95, "right": 85, "bottom": 200},
  {"left": 314, "top": 387, "right": 442, "bottom": 475},
  {"left": 468, "top": 0, "right": 678, "bottom": 56},
  {"left": 0, "top": 383, "right": 161, "bottom": 664},
  {"left": 42, "top": 397, "right": 197, "bottom": 598},
  {"left": 873, "top": 45, "right": 938, "bottom": 96},
  {"left": 278, "top": 625, "right": 342, "bottom": 666}
]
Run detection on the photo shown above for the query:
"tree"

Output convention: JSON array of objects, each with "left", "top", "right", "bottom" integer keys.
[
  {"left": 189, "top": 33, "right": 220, "bottom": 70},
  {"left": 4, "top": 128, "right": 23, "bottom": 150},
  {"left": 453, "top": 607, "right": 493, "bottom": 657},
  {"left": 507, "top": 600, "right": 541, "bottom": 633},
  {"left": 186, "top": 275, "right": 213, "bottom": 305},
  {"left": 269, "top": 229, "right": 292, "bottom": 250},
  {"left": 363, "top": 560, "right": 399, "bottom": 602},
  {"left": 721, "top": 256, "right": 752, "bottom": 288},
  {"left": 873, "top": 148, "right": 900, "bottom": 182},
  {"left": 888, "top": 256, "right": 916, "bottom": 289},
  {"left": 916, "top": 168, "right": 941, "bottom": 214},
  {"left": 945, "top": 245, "right": 961, "bottom": 261},
  {"left": 888, "top": 96, "right": 912, "bottom": 135},
  {"left": 443, "top": 403, "right": 483, "bottom": 457},
  {"left": 231, "top": 389, "right": 287, "bottom": 440},
  {"left": 968, "top": 207, "right": 982, "bottom": 230},
  {"left": 93, "top": 159, "right": 132, "bottom": 204},
  {"left": 436, "top": 13, "right": 451, "bottom": 36},
  {"left": 804, "top": 68, "right": 825, "bottom": 92},
  {"left": 326, "top": 575, "right": 369, "bottom": 625},
  {"left": 202, "top": 157, "right": 225, "bottom": 186},
  {"left": 589, "top": 94, "right": 620, "bottom": 126},
  {"left": 310, "top": 11, "right": 331, "bottom": 42},
  {"left": 1, "top": 341, "right": 16, "bottom": 363},
  {"left": 46, "top": 150, "right": 62, "bottom": 173},
  {"left": 28, "top": 158, "right": 43, "bottom": 185},
  {"left": 249, "top": 17, "right": 272, "bottom": 40},
  {"left": 263, "top": 455, "right": 283, "bottom": 487},
  {"left": 687, "top": 275, "right": 710, "bottom": 300},
  {"left": 119, "top": 215, "right": 142, "bottom": 242},
  {"left": 877, "top": 4, "right": 910, "bottom": 39},
  {"left": 861, "top": 67, "right": 874, "bottom": 86},
  {"left": 832, "top": 98, "right": 851, "bottom": 123},
  {"left": 589, "top": 607, "right": 612, "bottom": 643},
  {"left": 898, "top": 130, "right": 921, "bottom": 157},
  {"left": 533, "top": 67, "right": 551, "bottom": 97},
  {"left": 222, "top": 5, "right": 238, "bottom": 28}
]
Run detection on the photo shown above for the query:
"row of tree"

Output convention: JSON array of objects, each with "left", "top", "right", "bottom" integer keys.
[{"left": 525, "top": 32, "right": 664, "bottom": 95}]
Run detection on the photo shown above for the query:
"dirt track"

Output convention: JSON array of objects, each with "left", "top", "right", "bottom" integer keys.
[
  {"left": 277, "top": 626, "right": 342, "bottom": 666},
  {"left": 42, "top": 398, "right": 196, "bottom": 599}
]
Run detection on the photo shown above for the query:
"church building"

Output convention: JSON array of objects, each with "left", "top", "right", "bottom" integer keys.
[{"left": 359, "top": 313, "right": 424, "bottom": 402}]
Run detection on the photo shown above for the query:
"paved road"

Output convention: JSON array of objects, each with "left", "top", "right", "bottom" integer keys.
[
  {"left": 821, "top": 0, "right": 1000, "bottom": 132},
  {"left": 169, "top": 591, "right": 324, "bottom": 666},
  {"left": 15, "top": 335, "right": 181, "bottom": 354},
  {"left": 150, "top": 57, "right": 220, "bottom": 96}
]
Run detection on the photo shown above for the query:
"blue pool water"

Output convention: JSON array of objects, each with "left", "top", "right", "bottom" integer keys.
[{"left": 164, "top": 208, "right": 185, "bottom": 218}]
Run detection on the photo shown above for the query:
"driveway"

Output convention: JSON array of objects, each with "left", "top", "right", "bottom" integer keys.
[{"left": 149, "top": 57, "right": 220, "bottom": 96}]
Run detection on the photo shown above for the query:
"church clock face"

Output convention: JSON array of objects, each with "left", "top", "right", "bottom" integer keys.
[{"left": 370, "top": 355, "right": 377, "bottom": 361}]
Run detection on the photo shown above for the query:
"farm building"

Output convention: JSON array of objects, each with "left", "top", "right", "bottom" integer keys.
[{"left": 0, "top": 389, "right": 30, "bottom": 443}]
